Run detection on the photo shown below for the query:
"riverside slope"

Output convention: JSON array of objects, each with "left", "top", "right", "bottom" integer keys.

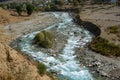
[{"left": 0, "top": 12, "right": 60, "bottom": 80}]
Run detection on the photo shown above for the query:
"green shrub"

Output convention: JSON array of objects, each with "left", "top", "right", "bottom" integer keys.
[
  {"left": 16, "top": 5, "right": 23, "bottom": 16},
  {"left": 0, "top": 4, "right": 8, "bottom": 9},
  {"left": 26, "top": 4, "right": 34, "bottom": 15},
  {"left": 34, "top": 31, "right": 54, "bottom": 48},
  {"left": 90, "top": 37, "right": 120, "bottom": 56},
  {"left": 9, "top": 2, "right": 18, "bottom": 9},
  {"left": 37, "top": 63, "right": 47, "bottom": 76}
]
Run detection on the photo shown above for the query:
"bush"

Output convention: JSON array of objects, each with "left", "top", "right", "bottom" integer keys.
[
  {"left": 34, "top": 31, "right": 54, "bottom": 48},
  {"left": 90, "top": 37, "right": 120, "bottom": 56},
  {"left": 37, "top": 63, "right": 47, "bottom": 76},
  {"left": 26, "top": 4, "right": 34, "bottom": 15},
  {"left": 16, "top": 5, "right": 23, "bottom": 16},
  {"left": 9, "top": 2, "right": 18, "bottom": 9},
  {"left": 0, "top": 4, "right": 8, "bottom": 9}
]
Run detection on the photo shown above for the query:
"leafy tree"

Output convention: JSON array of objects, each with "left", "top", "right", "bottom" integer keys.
[
  {"left": 0, "top": 4, "right": 8, "bottom": 9},
  {"left": 16, "top": 5, "right": 22, "bottom": 16},
  {"left": 26, "top": 4, "right": 34, "bottom": 15},
  {"left": 9, "top": 2, "right": 17, "bottom": 9}
]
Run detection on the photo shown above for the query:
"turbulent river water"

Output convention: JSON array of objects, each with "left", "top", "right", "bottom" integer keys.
[{"left": 16, "top": 12, "right": 94, "bottom": 80}]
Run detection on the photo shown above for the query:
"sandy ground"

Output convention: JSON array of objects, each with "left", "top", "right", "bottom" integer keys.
[{"left": 80, "top": 5, "right": 120, "bottom": 45}]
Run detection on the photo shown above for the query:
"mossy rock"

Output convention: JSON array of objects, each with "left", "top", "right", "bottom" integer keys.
[{"left": 34, "top": 30, "right": 54, "bottom": 48}]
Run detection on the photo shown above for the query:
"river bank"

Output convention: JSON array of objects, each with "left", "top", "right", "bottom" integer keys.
[{"left": 76, "top": 5, "right": 120, "bottom": 80}]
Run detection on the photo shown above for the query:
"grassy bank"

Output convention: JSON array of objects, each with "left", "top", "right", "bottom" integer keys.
[{"left": 90, "top": 36, "right": 120, "bottom": 56}]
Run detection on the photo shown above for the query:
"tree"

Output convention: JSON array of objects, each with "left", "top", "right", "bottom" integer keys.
[
  {"left": 9, "top": 2, "right": 17, "bottom": 9},
  {"left": 0, "top": 4, "right": 8, "bottom": 9},
  {"left": 16, "top": 5, "right": 22, "bottom": 16},
  {"left": 26, "top": 4, "right": 34, "bottom": 15}
]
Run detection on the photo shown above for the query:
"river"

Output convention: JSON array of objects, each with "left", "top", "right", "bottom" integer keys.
[{"left": 16, "top": 12, "right": 95, "bottom": 80}]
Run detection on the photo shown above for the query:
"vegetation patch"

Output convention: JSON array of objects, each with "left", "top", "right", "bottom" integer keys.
[
  {"left": 34, "top": 30, "right": 54, "bottom": 48},
  {"left": 37, "top": 63, "right": 47, "bottom": 76},
  {"left": 26, "top": 3, "right": 34, "bottom": 15},
  {"left": 90, "top": 37, "right": 120, "bottom": 56},
  {"left": 107, "top": 26, "right": 119, "bottom": 34}
]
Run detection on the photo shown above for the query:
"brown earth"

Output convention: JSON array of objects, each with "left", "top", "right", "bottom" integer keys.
[
  {"left": 0, "top": 8, "right": 36, "bottom": 26},
  {"left": 0, "top": 27, "right": 51, "bottom": 80}
]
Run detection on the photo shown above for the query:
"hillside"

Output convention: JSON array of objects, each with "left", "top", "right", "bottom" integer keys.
[
  {"left": 0, "top": 42, "right": 51, "bottom": 80},
  {"left": 0, "top": 7, "right": 52, "bottom": 80}
]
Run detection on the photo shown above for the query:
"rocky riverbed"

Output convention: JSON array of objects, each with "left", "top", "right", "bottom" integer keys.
[{"left": 76, "top": 48, "right": 120, "bottom": 80}]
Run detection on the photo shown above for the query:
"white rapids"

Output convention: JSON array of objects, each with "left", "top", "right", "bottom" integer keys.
[{"left": 18, "top": 12, "right": 94, "bottom": 80}]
